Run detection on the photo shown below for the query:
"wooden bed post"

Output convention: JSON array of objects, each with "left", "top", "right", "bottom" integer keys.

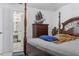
[
  {"left": 58, "top": 12, "right": 61, "bottom": 34},
  {"left": 24, "top": 3, "right": 27, "bottom": 55}
]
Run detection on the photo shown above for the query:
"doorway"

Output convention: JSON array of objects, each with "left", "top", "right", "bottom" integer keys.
[{"left": 13, "top": 11, "right": 24, "bottom": 52}]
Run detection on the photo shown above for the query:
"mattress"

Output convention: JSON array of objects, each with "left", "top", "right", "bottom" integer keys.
[{"left": 28, "top": 38, "right": 79, "bottom": 56}]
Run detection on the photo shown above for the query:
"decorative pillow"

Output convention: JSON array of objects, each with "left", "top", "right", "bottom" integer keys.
[{"left": 39, "top": 35, "right": 58, "bottom": 41}]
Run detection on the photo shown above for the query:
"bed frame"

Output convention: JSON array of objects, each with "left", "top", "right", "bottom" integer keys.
[{"left": 62, "top": 16, "right": 79, "bottom": 36}]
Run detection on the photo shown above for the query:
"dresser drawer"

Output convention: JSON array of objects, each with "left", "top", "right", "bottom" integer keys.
[
  {"left": 32, "top": 24, "right": 48, "bottom": 38},
  {"left": 37, "top": 27, "right": 48, "bottom": 30}
]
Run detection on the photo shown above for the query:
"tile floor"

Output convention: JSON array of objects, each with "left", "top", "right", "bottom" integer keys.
[{"left": 13, "top": 42, "right": 23, "bottom": 52}]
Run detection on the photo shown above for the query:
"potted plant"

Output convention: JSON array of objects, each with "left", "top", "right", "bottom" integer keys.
[{"left": 34, "top": 11, "right": 45, "bottom": 24}]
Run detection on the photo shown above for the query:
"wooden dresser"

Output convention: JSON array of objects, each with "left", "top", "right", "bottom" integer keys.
[{"left": 32, "top": 24, "right": 48, "bottom": 38}]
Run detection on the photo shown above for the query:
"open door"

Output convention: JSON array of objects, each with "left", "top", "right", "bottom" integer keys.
[{"left": 13, "top": 3, "right": 27, "bottom": 56}]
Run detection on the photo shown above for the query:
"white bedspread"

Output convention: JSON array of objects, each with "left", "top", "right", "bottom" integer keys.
[{"left": 28, "top": 38, "right": 79, "bottom": 56}]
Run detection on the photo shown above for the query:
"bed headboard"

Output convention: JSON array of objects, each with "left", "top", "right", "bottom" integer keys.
[{"left": 62, "top": 16, "right": 79, "bottom": 36}]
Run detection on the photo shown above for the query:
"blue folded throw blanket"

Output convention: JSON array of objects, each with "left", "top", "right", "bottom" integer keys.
[{"left": 39, "top": 35, "right": 58, "bottom": 41}]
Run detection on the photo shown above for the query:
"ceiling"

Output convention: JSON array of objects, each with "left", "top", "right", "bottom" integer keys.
[{"left": 27, "top": 3, "right": 70, "bottom": 11}]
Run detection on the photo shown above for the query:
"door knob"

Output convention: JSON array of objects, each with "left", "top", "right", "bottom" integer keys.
[{"left": 0, "top": 32, "right": 2, "bottom": 34}]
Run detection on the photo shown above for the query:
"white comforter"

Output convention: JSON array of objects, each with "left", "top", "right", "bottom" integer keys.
[{"left": 28, "top": 38, "right": 79, "bottom": 56}]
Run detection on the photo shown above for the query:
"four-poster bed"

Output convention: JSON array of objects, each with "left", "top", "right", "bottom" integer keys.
[
  {"left": 28, "top": 16, "right": 79, "bottom": 56},
  {"left": 62, "top": 17, "right": 79, "bottom": 36},
  {"left": 23, "top": 3, "right": 79, "bottom": 56},
  {"left": 58, "top": 12, "right": 61, "bottom": 34},
  {"left": 13, "top": 3, "right": 79, "bottom": 56}
]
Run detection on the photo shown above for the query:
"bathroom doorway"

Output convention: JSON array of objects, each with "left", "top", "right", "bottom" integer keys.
[{"left": 13, "top": 11, "right": 24, "bottom": 52}]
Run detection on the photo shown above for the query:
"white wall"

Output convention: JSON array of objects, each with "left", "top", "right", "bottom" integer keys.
[
  {"left": 27, "top": 4, "right": 79, "bottom": 38},
  {"left": 3, "top": 7, "right": 13, "bottom": 53},
  {"left": 0, "top": 4, "right": 14, "bottom": 54},
  {"left": 27, "top": 7, "right": 55, "bottom": 39},
  {"left": 53, "top": 4, "right": 79, "bottom": 28},
  {"left": 0, "top": 8, "right": 3, "bottom": 53}
]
